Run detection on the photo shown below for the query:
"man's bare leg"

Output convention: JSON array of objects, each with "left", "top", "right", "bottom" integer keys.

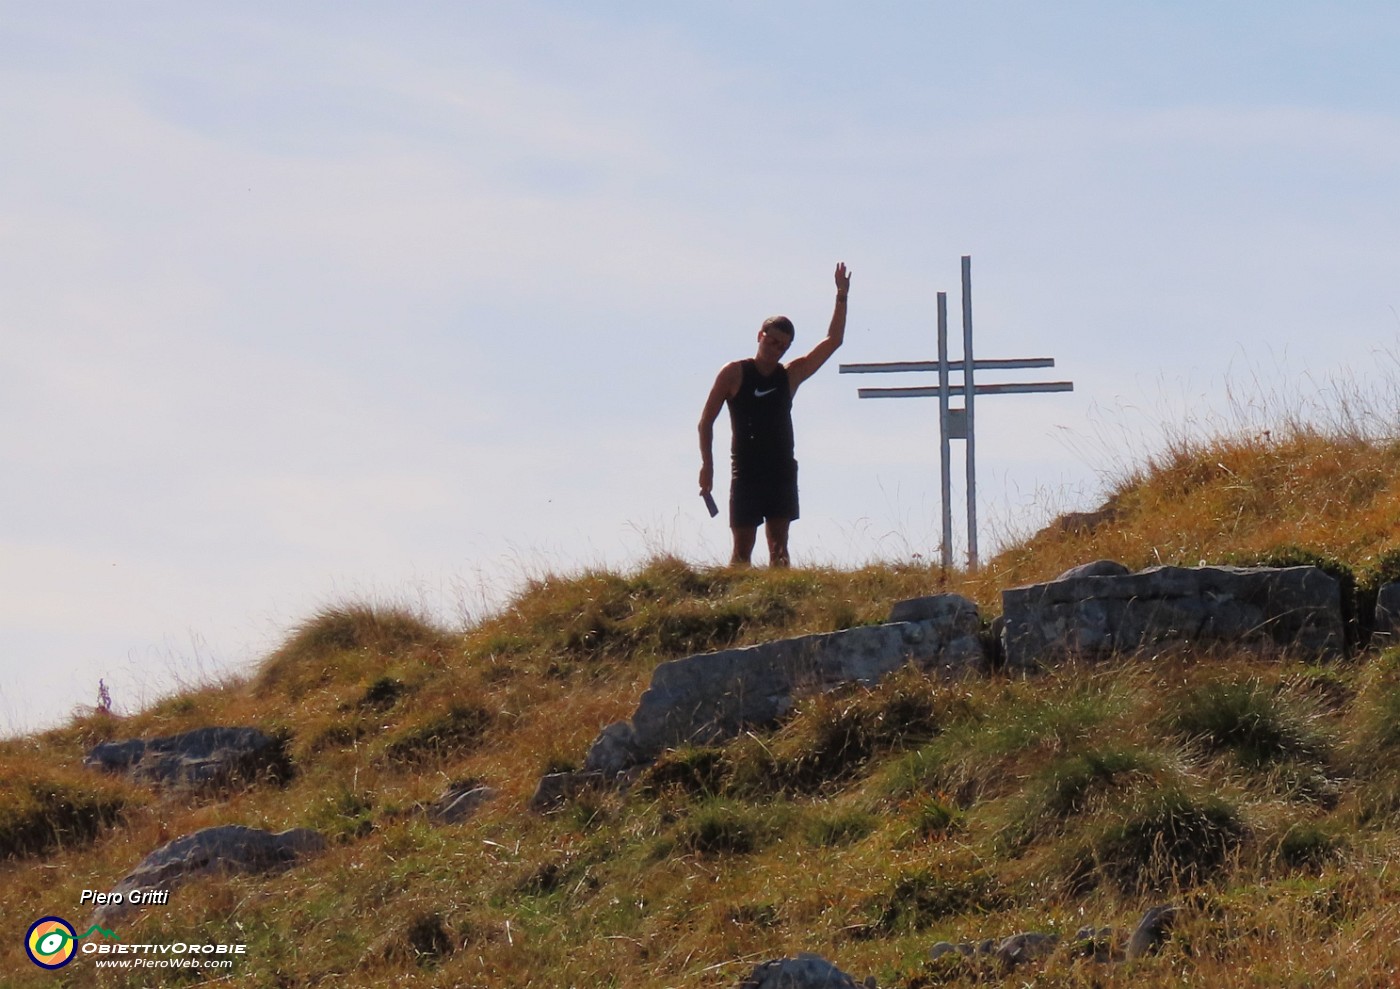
[
  {"left": 765, "top": 518, "right": 791, "bottom": 568},
  {"left": 731, "top": 526, "right": 758, "bottom": 566}
]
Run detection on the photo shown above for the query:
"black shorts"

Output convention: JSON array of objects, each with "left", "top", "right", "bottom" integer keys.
[{"left": 730, "top": 459, "right": 799, "bottom": 528}]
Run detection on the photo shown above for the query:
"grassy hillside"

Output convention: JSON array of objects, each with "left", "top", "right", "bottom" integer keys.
[{"left": 9, "top": 423, "right": 1400, "bottom": 987}]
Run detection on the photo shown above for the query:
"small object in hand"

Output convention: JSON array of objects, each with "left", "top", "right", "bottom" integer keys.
[{"left": 702, "top": 491, "right": 719, "bottom": 517}]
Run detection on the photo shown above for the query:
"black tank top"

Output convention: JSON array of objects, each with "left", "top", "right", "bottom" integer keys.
[{"left": 728, "top": 360, "right": 794, "bottom": 467}]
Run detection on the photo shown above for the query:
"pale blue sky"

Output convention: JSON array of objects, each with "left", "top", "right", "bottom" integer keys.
[{"left": 4, "top": 2, "right": 1399, "bottom": 733}]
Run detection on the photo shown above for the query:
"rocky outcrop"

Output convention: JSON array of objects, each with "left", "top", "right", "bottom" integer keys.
[
  {"left": 1001, "top": 564, "right": 1344, "bottom": 670},
  {"left": 736, "top": 953, "right": 872, "bottom": 989},
  {"left": 581, "top": 597, "right": 984, "bottom": 778},
  {"left": 93, "top": 825, "right": 325, "bottom": 925},
  {"left": 84, "top": 726, "right": 292, "bottom": 790},
  {"left": 928, "top": 904, "right": 1177, "bottom": 972}
]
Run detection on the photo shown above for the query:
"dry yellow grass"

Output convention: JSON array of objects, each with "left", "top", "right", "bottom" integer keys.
[
  {"left": 10, "top": 419, "right": 1400, "bottom": 986},
  {"left": 977, "top": 426, "right": 1400, "bottom": 598}
]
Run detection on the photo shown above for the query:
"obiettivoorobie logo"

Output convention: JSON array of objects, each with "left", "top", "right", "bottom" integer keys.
[{"left": 25, "top": 916, "right": 119, "bottom": 969}]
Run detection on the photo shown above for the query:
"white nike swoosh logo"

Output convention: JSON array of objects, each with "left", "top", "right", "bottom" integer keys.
[{"left": 754, "top": 387, "right": 777, "bottom": 397}]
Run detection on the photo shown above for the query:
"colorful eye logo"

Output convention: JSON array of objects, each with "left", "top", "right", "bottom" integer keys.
[{"left": 26, "top": 916, "right": 78, "bottom": 969}]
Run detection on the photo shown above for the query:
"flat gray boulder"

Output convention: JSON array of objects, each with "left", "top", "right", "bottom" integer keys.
[
  {"left": 583, "top": 603, "right": 984, "bottom": 776},
  {"left": 888, "top": 592, "right": 977, "bottom": 624},
  {"left": 93, "top": 825, "right": 325, "bottom": 925},
  {"left": 84, "top": 726, "right": 291, "bottom": 790},
  {"left": 1002, "top": 565, "right": 1343, "bottom": 670},
  {"left": 736, "top": 953, "right": 870, "bottom": 988}
]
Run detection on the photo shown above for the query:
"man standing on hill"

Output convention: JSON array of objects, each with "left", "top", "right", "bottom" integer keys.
[{"left": 698, "top": 262, "right": 851, "bottom": 567}]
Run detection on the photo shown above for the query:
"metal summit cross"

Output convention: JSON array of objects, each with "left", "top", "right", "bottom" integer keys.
[{"left": 838, "top": 256, "right": 1072, "bottom": 572}]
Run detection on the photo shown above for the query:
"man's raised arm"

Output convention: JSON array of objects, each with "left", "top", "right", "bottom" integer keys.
[{"left": 786, "top": 262, "right": 851, "bottom": 393}]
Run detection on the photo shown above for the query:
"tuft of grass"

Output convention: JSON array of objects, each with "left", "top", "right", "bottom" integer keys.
[
  {"left": 636, "top": 746, "right": 728, "bottom": 799},
  {"left": 496, "top": 559, "right": 762, "bottom": 665},
  {"left": 909, "top": 794, "right": 963, "bottom": 841},
  {"left": 1072, "top": 785, "right": 1248, "bottom": 894},
  {"left": 763, "top": 693, "right": 884, "bottom": 793},
  {"left": 727, "top": 673, "right": 942, "bottom": 797},
  {"left": 306, "top": 785, "right": 377, "bottom": 843},
  {"left": 478, "top": 556, "right": 942, "bottom": 682},
  {"left": 382, "top": 704, "right": 494, "bottom": 766},
  {"left": 804, "top": 807, "right": 878, "bottom": 847},
  {"left": 0, "top": 769, "right": 132, "bottom": 860},
  {"left": 357, "top": 676, "right": 410, "bottom": 711},
  {"left": 671, "top": 800, "right": 785, "bottom": 857},
  {"left": 724, "top": 902, "right": 780, "bottom": 928},
  {"left": 1349, "top": 650, "right": 1400, "bottom": 758},
  {"left": 631, "top": 598, "right": 754, "bottom": 656},
  {"left": 404, "top": 912, "right": 455, "bottom": 964},
  {"left": 365, "top": 910, "right": 459, "bottom": 970},
  {"left": 1002, "top": 745, "right": 1161, "bottom": 850},
  {"left": 1166, "top": 677, "right": 1330, "bottom": 769},
  {"left": 1274, "top": 822, "right": 1345, "bottom": 870},
  {"left": 256, "top": 605, "right": 455, "bottom": 699},
  {"left": 879, "top": 673, "right": 1124, "bottom": 808},
  {"left": 1035, "top": 747, "right": 1159, "bottom": 818},
  {"left": 863, "top": 866, "right": 1006, "bottom": 935}
]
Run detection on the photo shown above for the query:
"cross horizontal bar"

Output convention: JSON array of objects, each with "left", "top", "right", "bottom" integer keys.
[
  {"left": 839, "top": 357, "right": 1055, "bottom": 374},
  {"left": 857, "top": 381, "right": 1075, "bottom": 398}
]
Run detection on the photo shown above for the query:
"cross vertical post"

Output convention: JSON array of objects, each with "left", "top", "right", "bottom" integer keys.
[
  {"left": 936, "top": 291, "right": 952, "bottom": 569},
  {"left": 962, "top": 256, "right": 977, "bottom": 570}
]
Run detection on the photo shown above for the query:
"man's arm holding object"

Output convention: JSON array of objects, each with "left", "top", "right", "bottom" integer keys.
[{"left": 698, "top": 361, "right": 742, "bottom": 496}]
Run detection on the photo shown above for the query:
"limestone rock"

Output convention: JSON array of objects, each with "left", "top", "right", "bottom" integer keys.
[
  {"left": 1374, "top": 582, "right": 1400, "bottom": 643},
  {"left": 94, "top": 825, "right": 325, "bottom": 925},
  {"left": 1071, "top": 925, "right": 1117, "bottom": 961},
  {"left": 736, "top": 953, "right": 870, "bottom": 988},
  {"left": 1126, "top": 904, "right": 1177, "bottom": 960},
  {"left": 84, "top": 726, "right": 291, "bottom": 790},
  {"left": 1074, "top": 925, "right": 1115, "bottom": 941},
  {"left": 1057, "top": 559, "right": 1131, "bottom": 580},
  {"left": 1002, "top": 565, "right": 1344, "bottom": 670},
  {"left": 888, "top": 593, "right": 978, "bottom": 624},
  {"left": 429, "top": 783, "right": 496, "bottom": 824},
  {"left": 583, "top": 722, "right": 646, "bottom": 778},
  {"left": 927, "top": 905, "right": 1177, "bottom": 970},
  {"left": 995, "top": 931, "right": 1059, "bottom": 968},
  {"left": 584, "top": 605, "right": 984, "bottom": 776},
  {"left": 84, "top": 737, "right": 147, "bottom": 772}
]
